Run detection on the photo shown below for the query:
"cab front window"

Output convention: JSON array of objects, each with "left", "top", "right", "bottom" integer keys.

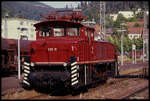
[
  {"left": 39, "top": 27, "right": 52, "bottom": 37},
  {"left": 67, "top": 28, "right": 80, "bottom": 36},
  {"left": 54, "top": 28, "right": 65, "bottom": 37}
]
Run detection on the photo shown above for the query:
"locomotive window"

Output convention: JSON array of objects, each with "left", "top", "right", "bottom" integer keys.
[
  {"left": 54, "top": 28, "right": 65, "bottom": 37},
  {"left": 39, "top": 31, "right": 44, "bottom": 37},
  {"left": 91, "top": 32, "right": 94, "bottom": 37},
  {"left": 68, "top": 28, "right": 80, "bottom": 36},
  {"left": 39, "top": 27, "right": 52, "bottom": 37}
]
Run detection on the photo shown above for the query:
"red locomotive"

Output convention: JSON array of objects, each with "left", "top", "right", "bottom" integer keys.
[{"left": 22, "top": 9, "right": 119, "bottom": 94}]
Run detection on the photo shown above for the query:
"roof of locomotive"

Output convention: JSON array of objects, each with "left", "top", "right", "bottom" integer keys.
[
  {"left": 34, "top": 20, "right": 83, "bottom": 28},
  {"left": 34, "top": 9, "right": 95, "bottom": 30},
  {"left": 34, "top": 19, "right": 95, "bottom": 31}
]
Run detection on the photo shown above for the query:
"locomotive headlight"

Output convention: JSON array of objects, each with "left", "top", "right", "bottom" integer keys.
[
  {"left": 31, "top": 62, "right": 35, "bottom": 67},
  {"left": 63, "top": 62, "right": 67, "bottom": 67}
]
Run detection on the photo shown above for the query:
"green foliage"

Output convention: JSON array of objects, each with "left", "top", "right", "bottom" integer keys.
[
  {"left": 135, "top": 12, "right": 144, "bottom": 19},
  {"left": 106, "top": 35, "right": 143, "bottom": 53},
  {"left": 117, "top": 13, "right": 127, "bottom": 23},
  {"left": 126, "top": 15, "right": 137, "bottom": 22},
  {"left": 123, "top": 36, "right": 132, "bottom": 52},
  {"left": 2, "top": 8, "right": 10, "bottom": 18},
  {"left": 131, "top": 38, "right": 143, "bottom": 50},
  {"left": 113, "top": 13, "right": 127, "bottom": 28},
  {"left": 106, "top": 15, "right": 114, "bottom": 28}
]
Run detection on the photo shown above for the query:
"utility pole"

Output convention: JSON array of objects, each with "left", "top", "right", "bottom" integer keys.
[
  {"left": 144, "top": 10, "right": 148, "bottom": 60},
  {"left": 121, "top": 33, "right": 124, "bottom": 65},
  {"left": 17, "top": 27, "right": 21, "bottom": 79},
  {"left": 143, "top": 6, "right": 148, "bottom": 62},
  {"left": 99, "top": 1, "right": 106, "bottom": 40},
  {"left": 117, "top": 24, "right": 126, "bottom": 66}
]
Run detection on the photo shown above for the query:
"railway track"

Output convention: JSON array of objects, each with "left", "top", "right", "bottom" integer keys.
[
  {"left": 19, "top": 67, "right": 149, "bottom": 99},
  {"left": 2, "top": 66, "right": 148, "bottom": 99},
  {"left": 107, "top": 67, "right": 148, "bottom": 85},
  {"left": 120, "top": 86, "right": 149, "bottom": 99}
]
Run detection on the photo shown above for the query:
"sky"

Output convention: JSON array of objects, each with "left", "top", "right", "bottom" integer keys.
[{"left": 40, "top": 1, "right": 80, "bottom": 8}]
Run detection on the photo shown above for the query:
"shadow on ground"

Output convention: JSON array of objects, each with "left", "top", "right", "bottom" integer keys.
[{"left": 32, "top": 80, "right": 106, "bottom": 96}]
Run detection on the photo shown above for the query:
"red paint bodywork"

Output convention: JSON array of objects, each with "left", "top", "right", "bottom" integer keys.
[{"left": 30, "top": 10, "right": 117, "bottom": 65}]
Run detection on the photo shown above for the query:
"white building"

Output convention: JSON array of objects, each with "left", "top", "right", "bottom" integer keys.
[
  {"left": 109, "top": 14, "right": 118, "bottom": 21},
  {"left": 135, "top": 8, "right": 142, "bottom": 14},
  {"left": 127, "top": 27, "right": 143, "bottom": 40},
  {"left": 118, "top": 11, "right": 134, "bottom": 18},
  {"left": 1, "top": 18, "right": 38, "bottom": 40}
]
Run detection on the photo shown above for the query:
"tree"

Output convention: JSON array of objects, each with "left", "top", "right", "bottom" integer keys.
[
  {"left": 117, "top": 13, "right": 127, "bottom": 23},
  {"left": 106, "top": 15, "right": 114, "bottom": 28},
  {"left": 123, "top": 36, "right": 132, "bottom": 52},
  {"left": 2, "top": 8, "right": 10, "bottom": 18},
  {"left": 114, "top": 13, "right": 127, "bottom": 28},
  {"left": 131, "top": 38, "right": 143, "bottom": 50}
]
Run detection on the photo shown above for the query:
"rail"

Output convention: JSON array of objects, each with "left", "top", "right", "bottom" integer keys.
[{"left": 120, "top": 86, "right": 148, "bottom": 99}]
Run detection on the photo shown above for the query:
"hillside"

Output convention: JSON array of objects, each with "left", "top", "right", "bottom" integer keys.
[
  {"left": 2, "top": 1, "right": 148, "bottom": 21},
  {"left": 2, "top": 1, "right": 55, "bottom": 21},
  {"left": 81, "top": 1, "right": 149, "bottom": 22}
]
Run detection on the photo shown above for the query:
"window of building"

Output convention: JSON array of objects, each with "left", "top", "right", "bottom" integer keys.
[
  {"left": 20, "top": 21, "right": 24, "bottom": 25},
  {"left": 20, "top": 35, "right": 28, "bottom": 40}
]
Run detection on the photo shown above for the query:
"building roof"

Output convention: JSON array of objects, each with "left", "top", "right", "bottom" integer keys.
[
  {"left": 128, "top": 27, "right": 149, "bottom": 35},
  {"left": 125, "top": 21, "right": 144, "bottom": 28},
  {"left": 127, "top": 27, "right": 143, "bottom": 34}
]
